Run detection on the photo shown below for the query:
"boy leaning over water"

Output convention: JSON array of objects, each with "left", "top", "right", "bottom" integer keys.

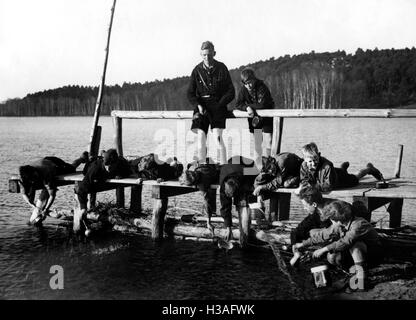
[
  {"left": 293, "top": 200, "right": 384, "bottom": 291},
  {"left": 234, "top": 68, "right": 275, "bottom": 169},
  {"left": 300, "top": 142, "right": 384, "bottom": 192}
]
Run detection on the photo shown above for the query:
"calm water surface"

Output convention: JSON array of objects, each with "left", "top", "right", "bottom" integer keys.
[{"left": 0, "top": 116, "right": 415, "bottom": 299}]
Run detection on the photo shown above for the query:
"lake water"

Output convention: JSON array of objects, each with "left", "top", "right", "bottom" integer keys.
[{"left": 1, "top": 116, "right": 415, "bottom": 299}]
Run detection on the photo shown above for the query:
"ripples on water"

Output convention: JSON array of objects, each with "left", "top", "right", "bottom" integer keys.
[{"left": 0, "top": 117, "right": 415, "bottom": 299}]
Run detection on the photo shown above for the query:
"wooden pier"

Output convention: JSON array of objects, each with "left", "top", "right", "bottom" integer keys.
[{"left": 8, "top": 108, "right": 416, "bottom": 247}]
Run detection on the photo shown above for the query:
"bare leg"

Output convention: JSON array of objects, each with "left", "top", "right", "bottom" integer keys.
[
  {"left": 263, "top": 132, "right": 272, "bottom": 157},
  {"left": 253, "top": 130, "right": 263, "bottom": 170},
  {"left": 195, "top": 129, "right": 207, "bottom": 164},
  {"left": 212, "top": 128, "right": 227, "bottom": 165}
]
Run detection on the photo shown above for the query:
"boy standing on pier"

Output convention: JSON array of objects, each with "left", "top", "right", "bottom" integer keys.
[
  {"left": 187, "top": 41, "right": 235, "bottom": 165},
  {"left": 234, "top": 68, "right": 275, "bottom": 168}
]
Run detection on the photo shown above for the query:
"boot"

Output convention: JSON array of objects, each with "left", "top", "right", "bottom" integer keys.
[{"left": 366, "top": 163, "right": 384, "bottom": 181}]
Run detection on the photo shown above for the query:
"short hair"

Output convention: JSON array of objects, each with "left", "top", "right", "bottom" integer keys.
[
  {"left": 301, "top": 142, "right": 320, "bottom": 157},
  {"left": 322, "top": 200, "right": 353, "bottom": 224},
  {"left": 179, "top": 170, "right": 200, "bottom": 186},
  {"left": 224, "top": 176, "right": 240, "bottom": 198},
  {"left": 103, "top": 149, "right": 118, "bottom": 165},
  {"left": 241, "top": 68, "right": 257, "bottom": 82},
  {"left": 297, "top": 182, "right": 323, "bottom": 205},
  {"left": 201, "top": 41, "right": 214, "bottom": 51}
]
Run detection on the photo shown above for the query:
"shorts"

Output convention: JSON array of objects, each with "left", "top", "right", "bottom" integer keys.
[
  {"left": 335, "top": 168, "right": 359, "bottom": 188},
  {"left": 191, "top": 99, "right": 227, "bottom": 134},
  {"left": 248, "top": 116, "right": 273, "bottom": 134}
]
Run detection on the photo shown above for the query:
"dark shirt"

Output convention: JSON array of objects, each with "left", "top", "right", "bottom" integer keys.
[
  {"left": 187, "top": 60, "right": 235, "bottom": 109},
  {"left": 235, "top": 79, "right": 275, "bottom": 111},
  {"left": 263, "top": 152, "right": 303, "bottom": 190},
  {"left": 300, "top": 156, "right": 337, "bottom": 192},
  {"left": 79, "top": 156, "right": 132, "bottom": 193},
  {"left": 302, "top": 216, "right": 382, "bottom": 253}
]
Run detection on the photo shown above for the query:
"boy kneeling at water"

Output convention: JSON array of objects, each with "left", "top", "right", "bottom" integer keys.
[
  {"left": 74, "top": 149, "right": 132, "bottom": 233},
  {"left": 220, "top": 156, "right": 259, "bottom": 241},
  {"left": 293, "top": 200, "right": 383, "bottom": 291},
  {"left": 300, "top": 142, "right": 384, "bottom": 192},
  {"left": 179, "top": 159, "right": 220, "bottom": 235},
  {"left": 18, "top": 152, "right": 89, "bottom": 225}
]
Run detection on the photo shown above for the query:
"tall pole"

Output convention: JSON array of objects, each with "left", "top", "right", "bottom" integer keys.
[{"left": 88, "top": 0, "right": 117, "bottom": 156}]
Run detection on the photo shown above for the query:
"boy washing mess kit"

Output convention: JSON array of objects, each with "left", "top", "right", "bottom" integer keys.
[{"left": 293, "top": 200, "right": 384, "bottom": 291}]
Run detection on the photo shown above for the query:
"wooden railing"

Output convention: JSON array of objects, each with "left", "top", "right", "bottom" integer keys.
[{"left": 111, "top": 108, "right": 416, "bottom": 159}]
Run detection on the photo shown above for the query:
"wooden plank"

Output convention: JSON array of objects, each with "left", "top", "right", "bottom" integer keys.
[
  {"left": 111, "top": 108, "right": 416, "bottom": 120},
  {"left": 151, "top": 185, "right": 199, "bottom": 199},
  {"left": 130, "top": 185, "right": 142, "bottom": 214}
]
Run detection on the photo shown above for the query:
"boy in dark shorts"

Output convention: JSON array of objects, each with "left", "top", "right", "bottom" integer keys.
[
  {"left": 300, "top": 142, "right": 384, "bottom": 192},
  {"left": 18, "top": 152, "right": 88, "bottom": 225},
  {"left": 235, "top": 68, "right": 275, "bottom": 168},
  {"left": 187, "top": 41, "right": 235, "bottom": 165}
]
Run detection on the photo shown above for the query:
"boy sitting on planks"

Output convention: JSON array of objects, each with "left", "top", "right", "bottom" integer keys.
[
  {"left": 73, "top": 149, "right": 132, "bottom": 234},
  {"left": 300, "top": 142, "right": 384, "bottom": 192},
  {"left": 234, "top": 68, "right": 275, "bottom": 169},
  {"left": 18, "top": 152, "right": 89, "bottom": 225},
  {"left": 293, "top": 200, "right": 384, "bottom": 291}
]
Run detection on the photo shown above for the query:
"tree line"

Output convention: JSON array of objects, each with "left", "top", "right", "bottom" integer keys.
[{"left": 1, "top": 47, "right": 415, "bottom": 116}]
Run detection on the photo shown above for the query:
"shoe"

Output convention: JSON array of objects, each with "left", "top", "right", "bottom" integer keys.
[
  {"left": 340, "top": 161, "right": 350, "bottom": 171},
  {"left": 367, "top": 163, "right": 384, "bottom": 181}
]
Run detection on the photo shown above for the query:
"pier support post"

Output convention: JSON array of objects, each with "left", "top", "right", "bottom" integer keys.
[
  {"left": 271, "top": 117, "right": 284, "bottom": 155},
  {"left": 130, "top": 185, "right": 142, "bottom": 214},
  {"left": 89, "top": 125, "right": 102, "bottom": 210},
  {"left": 269, "top": 193, "right": 291, "bottom": 221},
  {"left": 394, "top": 144, "right": 404, "bottom": 178},
  {"left": 113, "top": 116, "right": 125, "bottom": 208},
  {"left": 387, "top": 198, "right": 403, "bottom": 228},
  {"left": 237, "top": 198, "right": 251, "bottom": 249}
]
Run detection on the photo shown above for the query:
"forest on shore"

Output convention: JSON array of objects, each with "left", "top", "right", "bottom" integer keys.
[{"left": 1, "top": 47, "right": 415, "bottom": 116}]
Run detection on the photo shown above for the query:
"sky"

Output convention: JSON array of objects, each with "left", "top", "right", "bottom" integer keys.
[{"left": 0, "top": 0, "right": 415, "bottom": 102}]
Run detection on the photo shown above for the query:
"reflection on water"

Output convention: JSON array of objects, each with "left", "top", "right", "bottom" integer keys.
[{"left": 0, "top": 116, "right": 415, "bottom": 299}]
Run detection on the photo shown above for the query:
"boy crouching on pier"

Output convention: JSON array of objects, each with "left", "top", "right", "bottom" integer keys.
[{"left": 293, "top": 200, "right": 384, "bottom": 291}]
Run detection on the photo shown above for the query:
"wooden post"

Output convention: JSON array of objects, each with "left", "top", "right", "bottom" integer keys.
[
  {"left": 88, "top": 0, "right": 117, "bottom": 156},
  {"left": 387, "top": 198, "right": 404, "bottom": 228},
  {"left": 271, "top": 117, "right": 284, "bottom": 155},
  {"left": 238, "top": 198, "right": 251, "bottom": 249},
  {"left": 151, "top": 194, "right": 168, "bottom": 241},
  {"left": 394, "top": 144, "right": 404, "bottom": 178},
  {"left": 269, "top": 193, "right": 291, "bottom": 221},
  {"left": 130, "top": 185, "right": 142, "bottom": 214},
  {"left": 113, "top": 116, "right": 124, "bottom": 207},
  {"left": 88, "top": 126, "right": 101, "bottom": 210}
]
